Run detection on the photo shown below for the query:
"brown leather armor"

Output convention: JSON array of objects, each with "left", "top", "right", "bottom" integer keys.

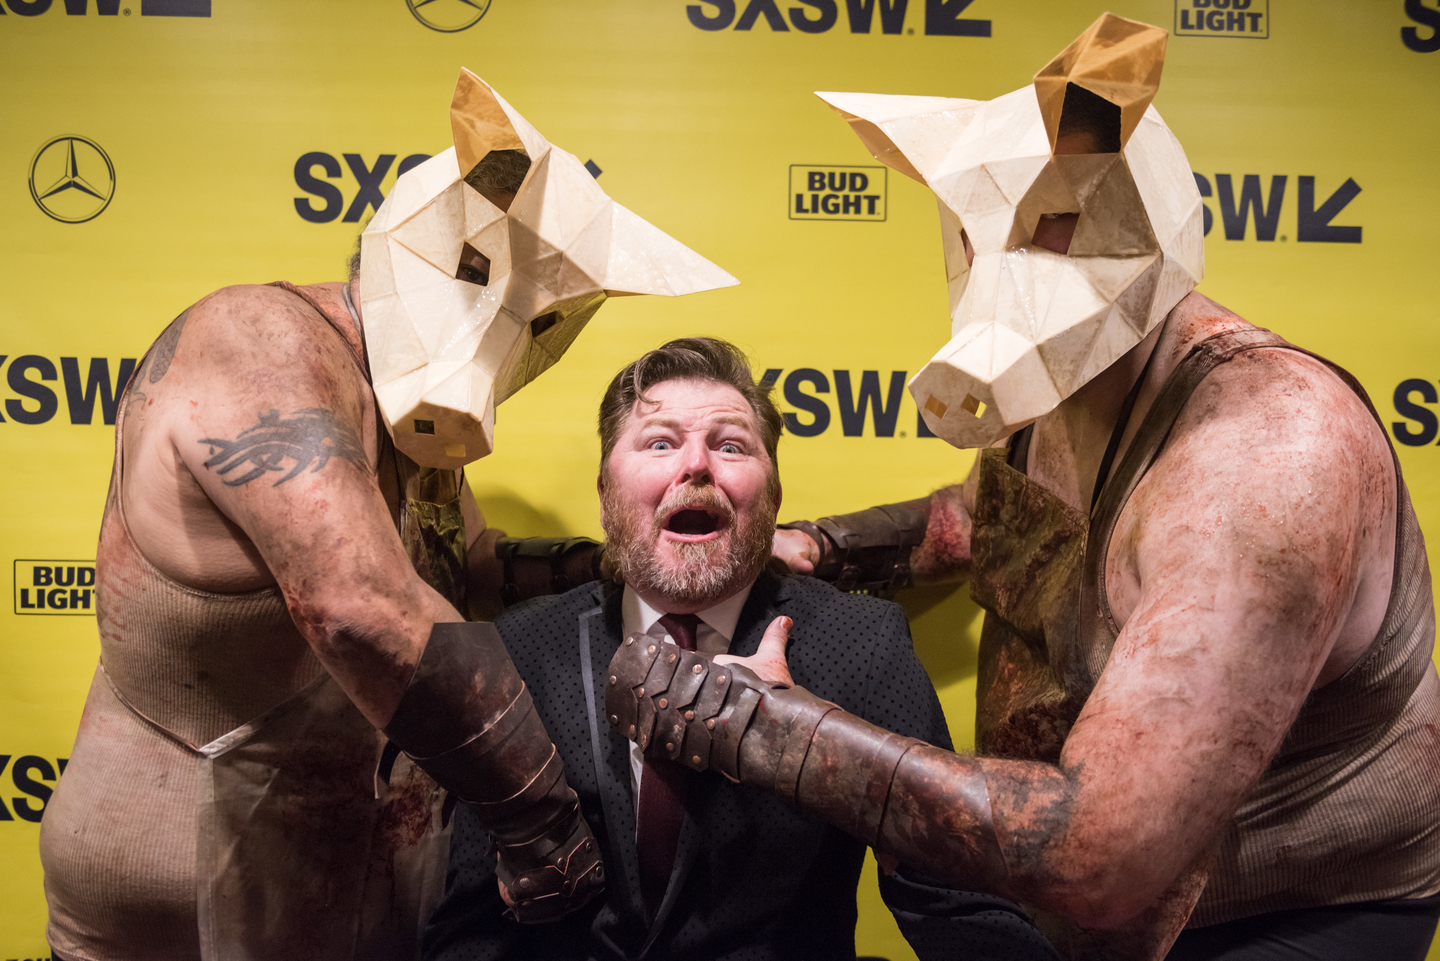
[
  {"left": 386, "top": 622, "right": 604, "bottom": 923},
  {"left": 496, "top": 536, "right": 604, "bottom": 607},
  {"left": 604, "top": 633, "right": 1008, "bottom": 887},
  {"left": 779, "top": 499, "right": 928, "bottom": 595}
]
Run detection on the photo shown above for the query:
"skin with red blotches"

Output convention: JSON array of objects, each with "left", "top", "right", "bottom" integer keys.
[
  {"left": 116, "top": 281, "right": 474, "bottom": 728},
  {"left": 956, "top": 293, "right": 1392, "bottom": 929},
  {"left": 374, "top": 760, "right": 444, "bottom": 853},
  {"left": 909, "top": 484, "right": 974, "bottom": 584},
  {"left": 766, "top": 290, "right": 1399, "bottom": 937}
]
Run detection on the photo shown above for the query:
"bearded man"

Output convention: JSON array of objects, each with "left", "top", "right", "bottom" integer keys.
[{"left": 425, "top": 337, "right": 1060, "bottom": 961}]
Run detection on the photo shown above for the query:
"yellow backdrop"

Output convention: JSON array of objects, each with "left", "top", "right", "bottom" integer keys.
[{"left": 3, "top": 1, "right": 1438, "bottom": 958}]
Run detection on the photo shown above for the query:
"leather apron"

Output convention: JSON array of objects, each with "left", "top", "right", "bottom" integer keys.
[{"left": 108, "top": 283, "right": 469, "bottom": 961}]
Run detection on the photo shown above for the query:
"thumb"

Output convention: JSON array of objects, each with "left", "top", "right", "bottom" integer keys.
[
  {"left": 715, "top": 615, "right": 794, "bottom": 688},
  {"left": 754, "top": 615, "right": 793, "bottom": 671}
]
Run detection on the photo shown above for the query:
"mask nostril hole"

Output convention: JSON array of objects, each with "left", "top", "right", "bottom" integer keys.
[
  {"left": 1032, "top": 213, "right": 1079, "bottom": 255},
  {"left": 960, "top": 395, "right": 986, "bottom": 418},
  {"left": 530, "top": 312, "right": 558, "bottom": 338},
  {"left": 413, "top": 419, "right": 435, "bottom": 434}
]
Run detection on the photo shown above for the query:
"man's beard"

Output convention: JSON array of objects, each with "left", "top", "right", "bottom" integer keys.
[{"left": 601, "top": 476, "right": 778, "bottom": 609}]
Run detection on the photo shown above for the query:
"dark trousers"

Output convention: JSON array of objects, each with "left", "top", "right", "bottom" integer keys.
[{"left": 1167, "top": 894, "right": 1440, "bottom": 961}]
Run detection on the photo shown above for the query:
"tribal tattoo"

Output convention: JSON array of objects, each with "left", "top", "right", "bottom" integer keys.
[{"left": 200, "top": 408, "right": 369, "bottom": 487}]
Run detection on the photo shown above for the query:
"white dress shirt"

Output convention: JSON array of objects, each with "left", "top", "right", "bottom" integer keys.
[{"left": 621, "top": 582, "right": 753, "bottom": 806}]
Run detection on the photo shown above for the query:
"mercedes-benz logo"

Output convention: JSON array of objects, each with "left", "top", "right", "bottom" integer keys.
[
  {"left": 29, "top": 136, "right": 115, "bottom": 224},
  {"left": 406, "top": 0, "right": 491, "bottom": 32}
]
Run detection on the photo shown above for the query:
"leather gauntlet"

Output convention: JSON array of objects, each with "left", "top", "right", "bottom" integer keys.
[
  {"left": 605, "top": 634, "right": 1007, "bottom": 889},
  {"left": 386, "top": 622, "right": 604, "bottom": 923},
  {"left": 779, "top": 499, "right": 929, "bottom": 595},
  {"left": 496, "top": 536, "right": 604, "bottom": 607}
]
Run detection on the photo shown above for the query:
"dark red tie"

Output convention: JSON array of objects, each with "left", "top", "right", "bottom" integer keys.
[{"left": 636, "top": 613, "right": 700, "bottom": 918}]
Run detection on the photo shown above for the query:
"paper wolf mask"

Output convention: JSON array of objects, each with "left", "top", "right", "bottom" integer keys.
[
  {"left": 819, "top": 13, "right": 1203, "bottom": 448},
  {"left": 360, "top": 69, "right": 738, "bottom": 469}
]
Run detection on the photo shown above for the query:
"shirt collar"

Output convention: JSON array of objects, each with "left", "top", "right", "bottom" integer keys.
[{"left": 622, "top": 581, "right": 754, "bottom": 644}]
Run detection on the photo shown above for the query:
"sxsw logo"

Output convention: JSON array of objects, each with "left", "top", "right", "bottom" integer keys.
[
  {"left": 294, "top": 152, "right": 432, "bottom": 224},
  {"left": 1390, "top": 380, "right": 1440, "bottom": 447},
  {"left": 790, "top": 165, "right": 886, "bottom": 221},
  {"left": 1403, "top": 0, "right": 1440, "bottom": 52},
  {"left": 1194, "top": 173, "right": 1361, "bottom": 243},
  {"left": 760, "top": 368, "right": 937, "bottom": 438},
  {"left": 0, "top": 355, "right": 135, "bottom": 425},
  {"left": 0, "top": 0, "right": 208, "bottom": 15},
  {"left": 687, "top": 0, "right": 989, "bottom": 36},
  {"left": 1175, "top": 0, "right": 1267, "bottom": 37},
  {"left": 0, "top": 753, "right": 67, "bottom": 824},
  {"left": 15, "top": 561, "right": 96, "bottom": 615}
]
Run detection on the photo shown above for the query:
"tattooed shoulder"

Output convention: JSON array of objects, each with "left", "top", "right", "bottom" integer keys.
[
  {"left": 124, "top": 306, "right": 192, "bottom": 419},
  {"left": 147, "top": 307, "right": 191, "bottom": 385},
  {"left": 199, "top": 408, "right": 371, "bottom": 487}
]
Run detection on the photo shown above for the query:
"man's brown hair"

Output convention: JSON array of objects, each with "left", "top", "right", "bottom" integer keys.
[{"left": 598, "top": 337, "right": 783, "bottom": 470}]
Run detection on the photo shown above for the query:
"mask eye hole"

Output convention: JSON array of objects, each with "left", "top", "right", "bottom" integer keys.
[
  {"left": 530, "top": 312, "right": 558, "bottom": 338},
  {"left": 456, "top": 242, "right": 491, "bottom": 286}
]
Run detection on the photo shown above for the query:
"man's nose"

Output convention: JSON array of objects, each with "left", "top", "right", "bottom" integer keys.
[{"left": 675, "top": 439, "right": 714, "bottom": 484}]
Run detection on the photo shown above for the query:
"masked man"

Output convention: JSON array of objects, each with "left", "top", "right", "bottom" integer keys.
[
  {"left": 615, "top": 16, "right": 1440, "bottom": 961},
  {"left": 425, "top": 338, "right": 1061, "bottom": 961},
  {"left": 39, "top": 70, "right": 736, "bottom": 961}
]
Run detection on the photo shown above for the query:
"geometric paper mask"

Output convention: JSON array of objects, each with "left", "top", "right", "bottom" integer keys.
[
  {"left": 817, "top": 13, "right": 1202, "bottom": 449},
  {"left": 360, "top": 69, "right": 739, "bottom": 469}
]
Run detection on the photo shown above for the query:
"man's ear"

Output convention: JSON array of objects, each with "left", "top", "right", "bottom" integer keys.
[{"left": 596, "top": 470, "right": 607, "bottom": 527}]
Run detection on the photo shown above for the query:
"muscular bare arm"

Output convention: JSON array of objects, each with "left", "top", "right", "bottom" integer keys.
[
  {"left": 691, "top": 348, "right": 1394, "bottom": 932},
  {"left": 151, "top": 285, "right": 461, "bottom": 727},
  {"left": 964, "top": 348, "right": 1394, "bottom": 924}
]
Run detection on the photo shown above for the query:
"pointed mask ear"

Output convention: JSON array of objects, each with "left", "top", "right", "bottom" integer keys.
[
  {"left": 1033, "top": 13, "right": 1167, "bottom": 155},
  {"left": 815, "top": 90, "right": 979, "bottom": 185},
  {"left": 450, "top": 68, "right": 551, "bottom": 199},
  {"left": 599, "top": 203, "right": 739, "bottom": 297}
]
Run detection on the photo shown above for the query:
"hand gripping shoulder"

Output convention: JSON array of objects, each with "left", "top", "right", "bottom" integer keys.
[
  {"left": 780, "top": 499, "right": 929, "bottom": 595},
  {"left": 386, "top": 622, "right": 604, "bottom": 923},
  {"left": 605, "top": 633, "right": 1010, "bottom": 887}
]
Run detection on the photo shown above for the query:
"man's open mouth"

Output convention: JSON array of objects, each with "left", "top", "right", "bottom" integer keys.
[{"left": 664, "top": 508, "right": 723, "bottom": 536}]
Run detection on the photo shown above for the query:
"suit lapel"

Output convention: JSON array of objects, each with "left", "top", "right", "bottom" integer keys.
[
  {"left": 725, "top": 568, "right": 789, "bottom": 659},
  {"left": 578, "top": 587, "right": 648, "bottom": 931}
]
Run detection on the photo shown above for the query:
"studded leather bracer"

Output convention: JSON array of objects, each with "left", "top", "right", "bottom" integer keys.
[
  {"left": 605, "top": 634, "right": 1008, "bottom": 890},
  {"left": 496, "top": 536, "right": 604, "bottom": 607},
  {"left": 386, "top": 622, "right": 604, "bottom": 923},
  {"left": 779, "top": 499, "right": 929, "bottom": 595}
]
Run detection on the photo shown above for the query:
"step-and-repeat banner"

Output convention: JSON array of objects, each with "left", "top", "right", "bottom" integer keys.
[{"left": 2, "top": 1, "right": 1437, "bottom": 958}]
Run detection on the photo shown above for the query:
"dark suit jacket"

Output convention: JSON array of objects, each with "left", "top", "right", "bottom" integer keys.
[{"left": 424, "top": 571, "right": 1054, "bottom": 961}]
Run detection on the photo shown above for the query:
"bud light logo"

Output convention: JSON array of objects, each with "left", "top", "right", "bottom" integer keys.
[{"left": 790, "top": 165, "right": 886, "bottom": 221}]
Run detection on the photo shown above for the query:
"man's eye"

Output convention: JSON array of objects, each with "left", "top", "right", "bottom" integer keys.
[
  {"left": 649, "top": 440, "right": 672, "bottom": 451},
  {"left": 719, "top": 443, "right": 740, "bottom": 454}
]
